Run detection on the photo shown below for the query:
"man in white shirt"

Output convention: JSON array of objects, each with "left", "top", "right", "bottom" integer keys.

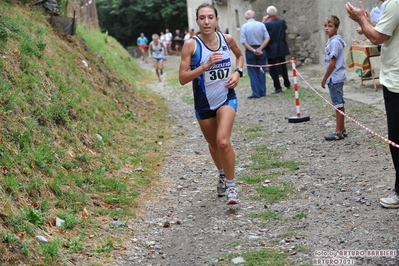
[
  {"left": 347, "top": 0, "right": 399, "bottom": 208},
  {"left": 164, "top": 28, "right": 173, "bottom": 55},
  {"left": 357, "top": 0, "right": 387, "bottom": 34}
]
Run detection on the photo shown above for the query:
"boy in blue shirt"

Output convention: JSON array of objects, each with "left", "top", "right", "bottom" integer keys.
[{"left": 321, "top": 15, "right": 347, "bottom": 141}]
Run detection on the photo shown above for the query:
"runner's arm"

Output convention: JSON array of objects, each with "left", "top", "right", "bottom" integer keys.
[{"left": 179, "top": 39, "right": 204, "bottom": 85}]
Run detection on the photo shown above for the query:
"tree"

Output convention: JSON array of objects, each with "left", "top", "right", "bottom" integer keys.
[{"left": 96, "top": 0, "right": 188, "bottom": 47}]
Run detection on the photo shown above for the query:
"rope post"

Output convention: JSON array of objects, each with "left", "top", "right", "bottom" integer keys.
[{"left": 288, "top": 57, "right": 310, "bottom": 123}]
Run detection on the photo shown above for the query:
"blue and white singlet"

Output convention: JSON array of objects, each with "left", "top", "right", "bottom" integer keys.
[
  {"left": 191, "top": 31, "right": 236, "bottom": 114},
  {"left": 151, "top": 41, "right": 164, "bottom": 60}
]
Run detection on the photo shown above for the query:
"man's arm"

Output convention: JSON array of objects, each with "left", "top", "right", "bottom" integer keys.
[
  {"left": 346, "top": 1, "right": 390, "bottom": 45},
  {"left": 258, "top": 37, "right": 270, "bottom": 52},
  {"left": 258, "top": 26, "right": 270, "bottom": 51},
  {"left": 242, "top": 42, "right": 255, "bottom": 52}
]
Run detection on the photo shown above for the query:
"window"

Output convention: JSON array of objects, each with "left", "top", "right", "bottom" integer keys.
[{"left": 235, "top": 9, "right": 240, "bottom": 28}]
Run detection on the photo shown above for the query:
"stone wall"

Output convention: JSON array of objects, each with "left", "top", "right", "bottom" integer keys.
[{"left": 187, "top": 0, "right": 382, "bottom": 66}]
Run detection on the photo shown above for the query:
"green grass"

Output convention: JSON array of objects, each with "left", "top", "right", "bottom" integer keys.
[
  {"left": 169, "top": 72, "right": 194, "bottom": 104},
  {"left": 226, "top": 77, "right": 306, "bottom": 264},
  {"left": 224, "top": 248, "right": 288, "bottom": 266},
  {"left": 2, "top": 231, "right": 16, "bottom": 244},
  {"left": 227, "top": 74, "right": 308, "bottom": 264},
  {"left": 0, "top": 3, "right": 336, "bottom": 265},
  {"left": 243, "top": 124, "right": 272, "bottom": 139},
  {"left": 0, "top": 2, "right": 171, "bottom": 264},
  {"left": 40, "top": 238, "right": 62, "bottom": 261},
  {"left": 346, "top": 104, "right": 375, "bottom": 114},
  {"left": 237, "top": 144, "right": 302, "bottom": 205},
  {"left": 250, "top": 145, "right": 303, "bottom": 171},
  {"left": 247, "top": 210, "right": 283, "bottom": 222},
  {"left": 255, "top": 183, "right": 293, "bottom": 204},
  {"left": 68, "top": 237, "right": 86, "bottom": 253},
  {"left": 239, "top": 175, "right": 268, "bottom": 184}
]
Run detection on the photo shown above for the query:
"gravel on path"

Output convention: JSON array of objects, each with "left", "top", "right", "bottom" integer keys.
[{"left": 114, "top": 56, "right": 399, "bottom": 266}]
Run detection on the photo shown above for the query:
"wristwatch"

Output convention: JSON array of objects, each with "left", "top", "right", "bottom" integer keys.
[{"left": 235, "top": 68, "right": 243, "bottom": 78}]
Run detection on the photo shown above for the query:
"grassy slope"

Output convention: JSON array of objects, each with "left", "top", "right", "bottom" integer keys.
[{"left": 0, "top": 2, "right": 170, "bottom": 265}]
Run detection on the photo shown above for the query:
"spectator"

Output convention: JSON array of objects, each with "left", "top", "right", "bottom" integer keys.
[
  {"left": 346, "top": 0, "right": 399, "bottom": 208},
  {"left": 357, "top": 0, "right": 387, "bottom": 35},
  {"left": 183, "top": 29, "right": 191, "bottom": 42},
  {"left": 173, "top": 29, "right": 184, "bottom": 55},
  {"left": 165, "top": 28, "right": 173, "bottom": 55},
  {"left": 240, "top": 10, "right": 270, "bottom": 98},
  {"left": 263, "top": 6, "right": 291, "bottom": 94},
  {"left": 321, "top": 15, "right": 347, "bottom": 141},
  {"left": 159, "top": 31, "right": 167, "bottom": 55}
]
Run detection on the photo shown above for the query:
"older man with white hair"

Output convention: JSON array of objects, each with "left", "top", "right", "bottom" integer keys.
[
  {"left": 262, "top": 5, "right": 291, "bottom": 94},
  {"left": 240, "top": 10, "right": 270, "bottom": 98}
]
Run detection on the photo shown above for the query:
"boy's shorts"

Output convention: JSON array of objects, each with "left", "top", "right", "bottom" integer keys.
[{"left": 328, "top": 81, "right": 345, "bottom": 109}]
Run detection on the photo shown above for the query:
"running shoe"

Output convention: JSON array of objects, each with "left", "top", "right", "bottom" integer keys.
[
  {"left": 217, "top": 174, "right": 226, "bottom": 197},
  {"left": 226, "top": 187, "right": 240, "bottom": 205},
  {"left": 380, "top": 193, "right": 399, "bottom": 208}
]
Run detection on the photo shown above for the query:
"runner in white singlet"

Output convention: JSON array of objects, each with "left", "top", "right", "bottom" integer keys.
[{"left": 148, "top": 34, "right": 166, "bottom": 82}]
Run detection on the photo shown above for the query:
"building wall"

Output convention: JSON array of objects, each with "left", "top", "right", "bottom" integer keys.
[{"left": 187, "top": 0, "right": 382, "bottom": 66}]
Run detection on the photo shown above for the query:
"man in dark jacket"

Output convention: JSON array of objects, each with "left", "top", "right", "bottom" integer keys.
[{"left": 263, "top": 6, "right": 291, "bottom": 94}]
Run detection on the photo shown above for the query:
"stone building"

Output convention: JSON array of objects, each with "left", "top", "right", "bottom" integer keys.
[{"left": 186, "top": 0, "right": 382, "bottom": 66}]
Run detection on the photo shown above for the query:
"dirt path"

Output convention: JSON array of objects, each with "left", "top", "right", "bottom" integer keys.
[{"left": 113, "top": 56, "right": 399, "bottom": 266}]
